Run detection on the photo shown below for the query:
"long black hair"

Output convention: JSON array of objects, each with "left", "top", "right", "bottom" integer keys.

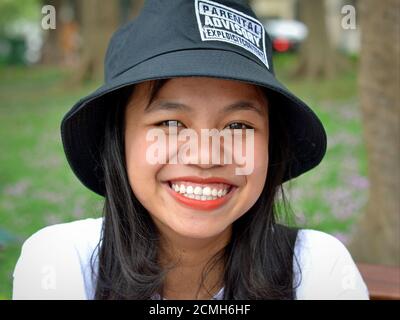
[{"left": 92, "top": 79, "right": 301, "bottom": 300}]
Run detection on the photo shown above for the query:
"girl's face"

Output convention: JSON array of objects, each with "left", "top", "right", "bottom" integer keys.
[{"left": 124, "top": 77, "right": 269, "bottom": 240}]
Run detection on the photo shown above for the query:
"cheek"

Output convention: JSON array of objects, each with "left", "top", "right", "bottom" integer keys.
[
  {"left": 125, "top": 130, "right": 146, "bottom": 173},
  {"left": 125, "top": 129, "right": 162, "bottom": 198},
  {"left": 250, "top": 143, "right": 268, "bottom": 196},
  {"left": 253, "top": 133, "right": 269, "bottom": 177},
  {"left": 238, "top": 133, "right": 269, "bottom": 212}
]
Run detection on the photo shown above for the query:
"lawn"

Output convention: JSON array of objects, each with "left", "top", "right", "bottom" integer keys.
[
  {"left": 0, "top": 54, "right": 368, "bottom": 299},
  {"left": 274, "top": 54, "right": 368, "bottom": 239}
]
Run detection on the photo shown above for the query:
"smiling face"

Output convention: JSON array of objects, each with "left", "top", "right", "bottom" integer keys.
[{"left": 124, "top": 77, "right": 269, "bottom": 240}]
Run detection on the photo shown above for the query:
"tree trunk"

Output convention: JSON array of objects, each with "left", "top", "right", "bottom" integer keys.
[
  {"left": 294, "top": 0, "right": 341, "bottom": 79},
  {"left": 40, "top": 0, "right": 63, "bottom": 65},
  {"left": 75, "top": 0, "right": 119, "bottom": 82},
  {"left": 349, "top": 0, "right": 400, "bottom": 266},
  {"left": 129, "top": 0, "right": 145, "bottom": 20}
]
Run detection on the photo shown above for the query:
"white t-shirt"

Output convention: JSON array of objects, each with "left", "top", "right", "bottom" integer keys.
[{"left": 12, "top": 217, "right": 369, "bottom": 300}]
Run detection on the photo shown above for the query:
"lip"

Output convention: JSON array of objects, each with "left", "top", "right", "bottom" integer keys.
[
  {"left": 163, "top": 181, "right": 238, "bottom": 211},
  {"left": 167, "top": 176, "right": 238, "bottom": 187}
]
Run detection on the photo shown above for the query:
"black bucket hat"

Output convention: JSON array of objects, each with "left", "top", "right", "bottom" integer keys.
[{"left": 61, "top": 0, "right": 327, "bottom": 197}]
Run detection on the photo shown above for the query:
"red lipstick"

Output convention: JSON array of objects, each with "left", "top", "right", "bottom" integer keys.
[{"left": 163, "top": 176, "right": 237, "bottom": 211}]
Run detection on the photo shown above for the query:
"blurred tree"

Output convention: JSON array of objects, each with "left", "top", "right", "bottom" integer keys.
[
  {"left": 349, "top": 0, "right": 400, "bottom": 266},
  {"left": 40, "top": 0, "right": 81, "bottom": 66},
  {"left": 294, "top": 0, "right": 344, "bottom": 79},
  {"left": 41, "top": 0, "right": 63, "bottom": 64},
  {"left": 58, "top": 1, "right": 80, "bottom": 67},
  {"left": 0, "top": 0, "right": 40, "bottom": 64},
  {"left": 0, "top": 0, "right": 40, "bottom": 33},
  {"left": 75, "top": 0, "right": 119, "bottom": 81},
  {"left": 75, "top": 0, "right": 144, "bottom": 82},
  {"left": 129, "top": 0, "right": 145, "bottom": 20}
]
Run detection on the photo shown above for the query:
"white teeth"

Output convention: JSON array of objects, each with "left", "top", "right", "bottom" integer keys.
[
  {"left": 194, "top": 186, "right": 202, "bottom": 195},
  {"left": 202, "top": 187, "right": 211, "bottom": 196},
  {"left": 186, "top": 186, "right": 193, "bottom": 194},
  {"left": 170, "top": 182, "right": 231, "bottom": 200}
]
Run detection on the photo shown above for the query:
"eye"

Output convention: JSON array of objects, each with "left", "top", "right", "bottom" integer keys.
[
  {"left": 156, "top": 120, "right": 185, "bottom": 127},
  {"left": 225, "top": 122, "right": 253, "bottom": 130}
]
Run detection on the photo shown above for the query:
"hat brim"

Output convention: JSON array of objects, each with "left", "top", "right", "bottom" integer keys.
[{"left": 61, "top": 49, "right": 327, "bottom": 197}]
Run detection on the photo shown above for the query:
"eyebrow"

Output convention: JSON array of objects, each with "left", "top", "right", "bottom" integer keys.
[{"left": 144, "top": 100, "right": 265, "bottom": 116}]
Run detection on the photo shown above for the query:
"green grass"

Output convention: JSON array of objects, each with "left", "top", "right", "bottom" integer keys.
[
  {"left": 0, "top": 54, "right": 368, "bottom": 299},
  {"left": 0, "top": 65, "right": 104, "bottom": 298},
  {"left": 273, "top": 53, "right": 368, "bottom": 235}
]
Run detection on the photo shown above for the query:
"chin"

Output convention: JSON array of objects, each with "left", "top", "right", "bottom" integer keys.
[{"left": 169, "top": 220, "right": 229, "bottom": 240}]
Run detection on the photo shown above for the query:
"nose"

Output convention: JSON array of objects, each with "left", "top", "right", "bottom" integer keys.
[{"left": 177, "top": 128, "right": 228, "bottom": 169}]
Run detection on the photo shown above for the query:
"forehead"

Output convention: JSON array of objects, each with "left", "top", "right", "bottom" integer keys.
[{"left": 129, "top": 77, "right": 268, "bottom": 114}]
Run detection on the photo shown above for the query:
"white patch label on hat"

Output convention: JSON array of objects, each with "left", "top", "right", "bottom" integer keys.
[{"left": 195, "top": 0, "right": 269, "bottom": 68}]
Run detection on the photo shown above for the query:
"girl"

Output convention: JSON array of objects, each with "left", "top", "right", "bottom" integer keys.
[{"left": 13, "top": 0, "right": 369, "bottom": 300}]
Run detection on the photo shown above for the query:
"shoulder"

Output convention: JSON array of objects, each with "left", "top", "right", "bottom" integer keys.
[
  {"left": 294, "top": 229, "right": 369, "bottom": 300},
  {"left": 12, "top": 217, "right": 103, "bottom": 300},
  {"left": 25, "top": 217, "right": 103, "bottom": 243},
  {"left": 16, "top": 217, "right": 103, "bottom": 263},
  {"left": 295, "top": 229, "right": 349, "bottom": 256}
]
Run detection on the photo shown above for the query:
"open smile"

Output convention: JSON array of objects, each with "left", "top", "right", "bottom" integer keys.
[{"left": 163, "top": 177, "right": 238, "bottom": 211}]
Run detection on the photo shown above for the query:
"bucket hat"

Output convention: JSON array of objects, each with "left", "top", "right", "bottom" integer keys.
[{"left": 61, "top": 0, "right": 327, "bottom": 197}]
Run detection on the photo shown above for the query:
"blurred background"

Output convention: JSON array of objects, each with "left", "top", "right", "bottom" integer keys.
[{"left": 0, "top": 0, "right": 398, "bottom": 299}]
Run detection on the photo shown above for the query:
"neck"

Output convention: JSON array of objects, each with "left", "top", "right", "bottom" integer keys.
[{"left": 156, "top": 221, "right": 231, "bottom": 299}]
